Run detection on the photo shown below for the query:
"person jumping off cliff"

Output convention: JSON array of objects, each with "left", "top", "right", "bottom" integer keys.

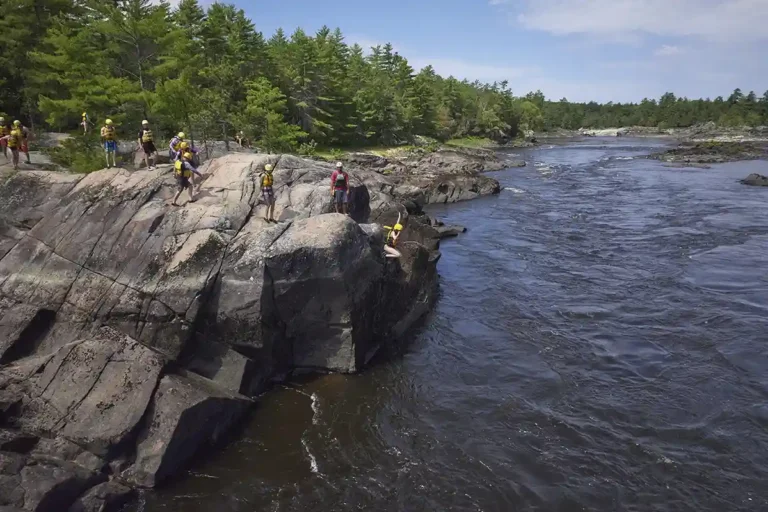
[
  {"left": 101, "top": 119, "right": 117, "bottom": 168},
  {"left": 383, "top": 212, "right": 404, "bottom": 259},
  {"left": 260, "top": 163, "right": 277, "bottom": 222},
  {"left": 137, "top": 120, "right": 157, "bottom": 170},
  {"left": 330, "top": 161, "right": 350, "bottom": 215},
  {"left": 172, "top": 151, "right": 203, "bottom": 206}
]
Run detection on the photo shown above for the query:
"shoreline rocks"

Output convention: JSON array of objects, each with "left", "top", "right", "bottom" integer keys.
[
  {"left": 0, "top": 153, "right": 443, "bottom": 510},
  {"left": 650, "top": 141, "right": 768, "bottom": 165},
  {"left": 741, "top": 173, "right": 768, "bottom": 187}
]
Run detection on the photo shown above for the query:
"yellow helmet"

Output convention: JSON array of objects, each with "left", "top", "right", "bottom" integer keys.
[
  {"left": 264, "top": 164, "right": 274, "bottom": 172},
  {"left": 13, "top": 120, "right": 21, "bottom": 127},
  {"left": 82, "top": 112, "right": 86, "bottom": 116},
  {"left": 105, "top": 119, "right": 113, "bottom": 125},
  {"left": 394, "top": 223, "right": 404, "bottom": 231},
  {"left": 0, "top": 117, "right": 5, "bottom": 123},
  {"left": 179, "top": 141, "right": 189, "bottom": 150},
  {"left": 141, "top": 119, "right": 149, "bottom": 125},
  {"left": 178, "top": 132, "right": 185, "bottom": 138},
  {"left": 182, "top": 152, "right": 193, "bottom": 160}
]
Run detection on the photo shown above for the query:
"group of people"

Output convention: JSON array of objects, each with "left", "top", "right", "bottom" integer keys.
[
  {"left": 258, "top": 160, "right": 403, "bottom": 257},
  {"left": 0, "top": 118, "right": 31, "bottom": 170}
]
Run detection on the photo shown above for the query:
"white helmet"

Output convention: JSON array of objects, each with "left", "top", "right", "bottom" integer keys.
[{"left": 335, "top": 161, "right": 343, "bottom": 168}]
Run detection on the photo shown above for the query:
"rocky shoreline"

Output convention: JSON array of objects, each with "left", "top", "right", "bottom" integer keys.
[
  {"left": 0, "top": 146, "right": 513, "bottom": 511},
  {"left": 649, "top": 141, "right": 768, "bottom": 167}
]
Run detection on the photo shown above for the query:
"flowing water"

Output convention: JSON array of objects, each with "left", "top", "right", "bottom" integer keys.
[{"left": 140, "top": 138, "right": 768, "bottom": 512}]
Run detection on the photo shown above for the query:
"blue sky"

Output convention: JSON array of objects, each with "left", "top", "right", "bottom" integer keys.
[{"left": 177, "top": 0, "right": 768, "bottom": 103}]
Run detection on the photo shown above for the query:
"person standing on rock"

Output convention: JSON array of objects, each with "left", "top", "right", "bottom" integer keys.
[
  {"left": 81, "top": 112, "right": 89, "bottom": 134},
  {"left": 172, "top": 151, "right": 202, "bottom": 206},
  {"left": 330, "top": 162, "right": 350, "bottom": 215},
  {"left": 14, "top": 121, "right": 31, "bottom": 165},
  {"left": 1, "top": 125, "right": 22, "bottom": 170},
  {"left": 137, "top": 120, "right": 157, "bottom": 169},
  {"left": 260, "top": 163, "right": 277, "bottom": 222},
  {"left": 0, "top": 118, "right": 9, "bottom": 160},
  {"left": 101, "top": 119, "right": 118, "bottom": 168}
]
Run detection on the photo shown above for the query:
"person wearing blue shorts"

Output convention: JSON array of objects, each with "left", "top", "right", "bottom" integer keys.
[
  {"left": 330, "top": 162, "right": 350, "bottom": 215},
  {"left": 100, "top": 118, "right": 117, "bottom": 168}
]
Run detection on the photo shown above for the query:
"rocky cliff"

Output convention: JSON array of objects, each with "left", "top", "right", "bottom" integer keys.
[{"left": 0, "top": 153, "right": 443, "bottom": 511}]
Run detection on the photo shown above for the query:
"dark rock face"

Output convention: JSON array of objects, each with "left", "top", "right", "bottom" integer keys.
[
  {"left": 0, "top": 153, "right": 442, "bottom": 508},
  {"left": 741, "top": 173, "right": 768, "bottom": 187}
]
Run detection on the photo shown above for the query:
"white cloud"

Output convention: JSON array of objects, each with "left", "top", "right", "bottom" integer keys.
[
  {"left": 654, "top": 45, "right": 685, "bottom": 57},
  {"left": 497, "top": 0, "right": 768, "bottom": 43}
]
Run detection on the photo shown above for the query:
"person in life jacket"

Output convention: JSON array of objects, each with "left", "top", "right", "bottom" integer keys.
[
  {"left": 81, "top": 112, "right": 89, "bottom": 134},
  {"left": 260, "top": 163, "right": 277, "bottom": 222},
  {"left": 137, "top": 120, "right": 157, "bottom": 169},
  {"left": 13, "top": 120, "right": 31, "bottom": 165},
  {"left": 100, "top": 119, "right": 117, "bottom": 168},
  {"left": 169, "top": 132, "right": 185, "bottom": 160},
  {"left": 172, "top": 151, "right": 203, "bottom": 206},
  {"left": 383, "top": 212, "right": 404, "bottom": 259},
  {"left": 330, "top": 161, "right": 350, "bottom": 215},
  {"left": 0, "top": 118, "right": 9, "bottom": 160},
  {"left": 1, "top": 125, "right": 23, "bottom": 170}
]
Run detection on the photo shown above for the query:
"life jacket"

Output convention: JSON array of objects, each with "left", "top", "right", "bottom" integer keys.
[
  {"left": 386, "top": 229, "right": 398, "bottom": 247},
  {"left": 7, "top": 129, "right": 20, "bottom": 148},
  {"left": 174, "top": 160, "right": 191, "bottom": 178},
  {"left": 103, "top": 125, "right": 115, "bottom": 141},
  {"left": 0, "top": 125, "right": 9, "bottom": 137},
  {"left": 141, "top": 129, "right": 153, "bottom": 143},
  {"left": 334, "top": 171, "right": 347, "bottom": 188},
  {"left": 170, "top": 137, "right": 182, "bottom": 151},
  {"left": 261, "top": 173, "right": 273, "bottom": 188}
]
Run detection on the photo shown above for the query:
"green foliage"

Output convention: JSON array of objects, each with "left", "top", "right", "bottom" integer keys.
[
  {"left": 446, "top": 137, "right": 495, "bottom": 148},
  {"left": 5, "top": 1, "right": 768, "bottom": 157},
  {"left": 330, "top": 148, "right": 345, "bottom": 159},
  {"left": 298, "top": 139, "right": 318, "bottom": 157},
  {"left": 45, "top": 134, "right": 107, "bottom": 173}
]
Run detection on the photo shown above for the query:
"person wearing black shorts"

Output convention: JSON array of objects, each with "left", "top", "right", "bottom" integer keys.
[{"left": 137, "top": 120, "right": 157, "bottom": 169}]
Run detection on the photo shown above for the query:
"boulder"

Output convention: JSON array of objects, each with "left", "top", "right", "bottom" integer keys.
[
  {"left": 741, "top": 173, "right": 768, "bottom": 187},
  {"left": 122, "top": 373, "right": 250, "bottom": 488},
  {"left": 0, "top": 152, "right": 446, "bottom": 506},
  {"left": 67, "top": 481, "right": 134, "bottom": 512}
]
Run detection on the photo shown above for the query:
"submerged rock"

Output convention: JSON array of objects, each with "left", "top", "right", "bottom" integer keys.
[
  {"left": 741, "top": 173, "right": 768, "bottom": 187},
  {"left": 652, "top": 142, "right": 768, "bottom": 164},
  {"left": 0, "top": 153, "right": 442, "bottom": 508}
]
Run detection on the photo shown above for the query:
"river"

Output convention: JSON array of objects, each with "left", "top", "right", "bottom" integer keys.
[{"left": 138, "top": 138, "right": 768, "bottom": 511}]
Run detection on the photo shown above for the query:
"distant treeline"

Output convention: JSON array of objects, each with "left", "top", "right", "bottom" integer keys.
[{"left": 1, "top": 0, "right": 766, "bottom": 152}]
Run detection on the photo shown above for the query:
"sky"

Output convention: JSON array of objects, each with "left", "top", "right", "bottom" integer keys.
[{"left": 166, "top": 0, "right": 768, "bottom": 103}]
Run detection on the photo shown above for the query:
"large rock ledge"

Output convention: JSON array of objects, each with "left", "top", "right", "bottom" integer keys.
[
  {"left": 0, "top": 154, "right": 443, "bottom": 511},
  {"left": 342, "top": 147, "right": 520, "bottom": 204}
]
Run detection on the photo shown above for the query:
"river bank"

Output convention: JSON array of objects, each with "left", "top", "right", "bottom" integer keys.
[{"left": 0, "top": 144, "right": 516, "bottom": 511}]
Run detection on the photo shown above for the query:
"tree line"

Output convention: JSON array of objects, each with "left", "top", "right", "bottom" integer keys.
[{"left": 2, "top": 0, "right": 767, "bottom": 153}]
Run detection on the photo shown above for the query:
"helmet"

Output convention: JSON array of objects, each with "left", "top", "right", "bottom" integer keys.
[
  {"left": 141, "top": 119, "right": 149, "bottom": 125},
  {"left": 179, "top": 141, "right": 189, "bottom": 150},
  {"left": 394, "top": 223, "right": 404, "bottom": 231},
  {"left": 178, "top": 132, "right": 185, "bottom": 138},
  {"left": 105, "top": 119, "right": 113, "bottom": 125},
  {"left": 0, "top": 117, "right": 4, "bottom": 123},
  {"left": 182, "top": 152, "right": 193, "bottom": 160},
  {"left": 82, "top": 112, "right": 86, "bottom": 116},
  {"left": 13, "top": 120, "right": 21, "bottom": 127},
  {"left": 264, "top": 164, "right": 274, "bottom": 172},
  {"left": 335, "top": 161, "right": 343, "bottom": 168}
]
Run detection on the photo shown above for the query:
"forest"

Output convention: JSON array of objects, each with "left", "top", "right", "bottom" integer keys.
[{"left": 2, "top": 0, "right": 768, "bottom": 152}]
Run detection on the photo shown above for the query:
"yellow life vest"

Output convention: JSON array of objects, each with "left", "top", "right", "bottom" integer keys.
[
  {"left": 103, "top": 125, "right": 115, "bottom": 141},
  {"left": 141, "top": 129, "right": 153, "bottom": 143},
  {"left": 0, "top": 125, "right": 8, "bottom": 137},
  {"left": 7, "top": 129, "right": 20, "bottom": 148},
  {"left": 261, "top": 173, "right": 273, "bottom": 188},
  {"left": 171, "top": 138, "right": 182, "bottom": 151},
  {"left": 174, "top": 160, "right": 191, "bottom": 178}
]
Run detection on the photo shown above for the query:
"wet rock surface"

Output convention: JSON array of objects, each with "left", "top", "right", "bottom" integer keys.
[
  {"left": 741, "top": 173, "right": 768, "bottom": 186},
  {"left": 651, "top": 141, "right": 768, "bottom": 164},
  {"left": 0, "top": 153, "right": 443, "bottom": 508}
]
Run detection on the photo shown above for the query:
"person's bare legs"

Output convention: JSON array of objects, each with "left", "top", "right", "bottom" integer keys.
[
  {"left": 384, "top": 246, "right": 402, "bottom": 258},
  {"left": 12, "top": 150, "right": 19, "bottom": 170},
  {"left": 105, "top": 149, "right": 111, "bottom": 168}
]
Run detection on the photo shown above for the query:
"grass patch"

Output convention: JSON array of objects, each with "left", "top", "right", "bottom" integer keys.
[
  {"left": 445, "top": 137, "right": 496, "bottom": 149},
  {"left": 43, "top": 134, "right": 108, "bottom": 173}
]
